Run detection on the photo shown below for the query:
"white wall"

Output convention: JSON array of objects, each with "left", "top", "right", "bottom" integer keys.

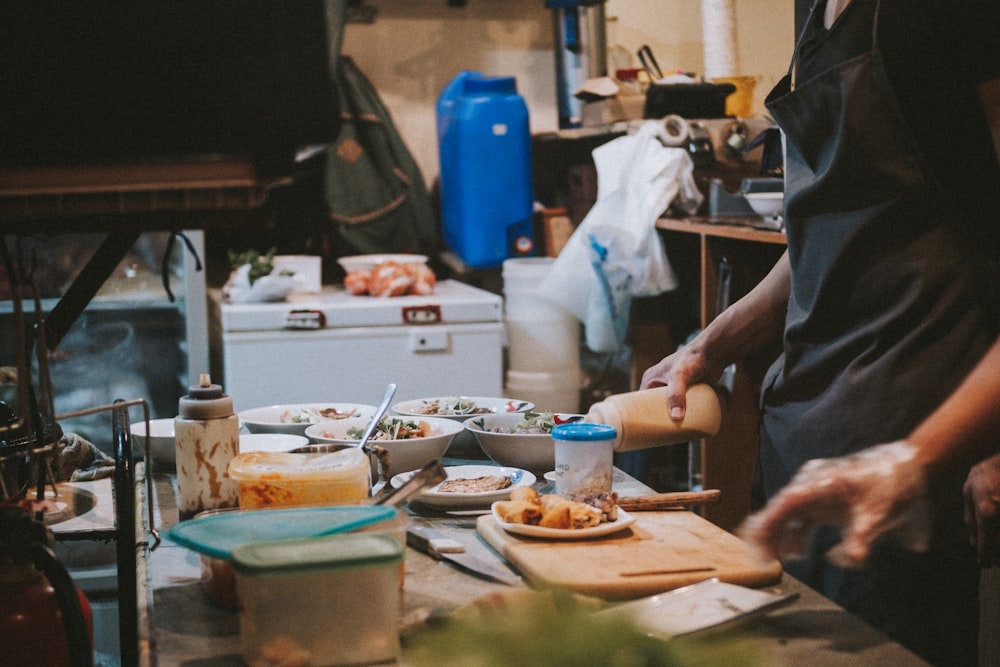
[{"left": 340, "top": 0, "right": 793, "bottom": 187}]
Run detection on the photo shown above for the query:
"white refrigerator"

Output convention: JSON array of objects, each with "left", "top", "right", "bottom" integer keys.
[{"left": 208, "top": 280, "right": 505, "bottom": 412}]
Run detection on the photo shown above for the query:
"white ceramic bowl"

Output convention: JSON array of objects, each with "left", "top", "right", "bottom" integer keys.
[
  {"left": 744, "top": 192, "right": 784, "bottom": 220},
  {"left": 131, "top": 418, "right": 176, "bottom": 471},
  {"left": 463, "top": 412, "right": 585, "bottom": 474},
  {"left": 238, "top": 433, "right": 309, "bottom": 454},
  {"left": 305, "top": 415, "right": 463, "bottom": 476},
  {"left": 239, "top": 403, "right": 377, "bottom": 436},
  {"left": 391, "top": 396, "right": 534, "bottom": 422},
  {"left": 337, "top": 254, "right": 428, "bottom": 274}
]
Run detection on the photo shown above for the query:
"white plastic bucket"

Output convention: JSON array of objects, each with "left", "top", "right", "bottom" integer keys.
[
  {"left": 505, "top": 368, "right": 582, "bottom": 414},
  {"left": 502, "top": 258, "right": 580, "bottom": 373}
]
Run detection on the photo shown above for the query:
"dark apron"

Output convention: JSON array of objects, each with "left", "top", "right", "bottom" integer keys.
[{"left": 760, "top": 1, "right": 992, "bottom": 663}]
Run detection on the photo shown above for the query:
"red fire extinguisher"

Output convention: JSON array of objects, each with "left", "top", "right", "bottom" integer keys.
[{"left": 0, "top": 505, "right": 94, "bottom": 667}]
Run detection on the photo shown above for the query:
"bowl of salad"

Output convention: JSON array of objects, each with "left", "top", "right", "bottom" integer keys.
[
  {"left": 239, "top": 403, "right": 377, "bottom": 436},
  {"left": 464, "top": 411, "right": 585, "bottom": 474},
  {"left": 305, "top": 415, "right": 463, "bottom": 476},
  {"left": 391, "top": 396, "right": 534, "bottom": 422}
]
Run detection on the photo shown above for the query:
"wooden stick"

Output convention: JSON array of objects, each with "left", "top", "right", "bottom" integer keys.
[{"left": 617, "top": 489, "right": 722, "bottom": 511}]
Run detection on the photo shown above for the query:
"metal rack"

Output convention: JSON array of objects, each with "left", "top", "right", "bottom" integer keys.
[{"left": 1, "top": 159, "right": 280, "bottom": 664}]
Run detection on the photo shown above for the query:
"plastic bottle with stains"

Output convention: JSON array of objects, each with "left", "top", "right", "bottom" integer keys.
[{"left": 174, "top": 374, "right": 240, "bottom": 521}]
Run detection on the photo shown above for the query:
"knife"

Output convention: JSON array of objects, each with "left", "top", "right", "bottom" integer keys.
[{"left": 407, "top": 525, "right": 521, "bottom": 587}]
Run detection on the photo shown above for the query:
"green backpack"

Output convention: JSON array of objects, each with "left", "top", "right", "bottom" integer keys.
[{"left": 325, "top": 55, "right": 439, "bottom": 256}]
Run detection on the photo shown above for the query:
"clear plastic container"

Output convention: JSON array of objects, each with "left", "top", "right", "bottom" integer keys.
[
  {"left": 551, "top": 423, "right": 617, "bottom": 500},
  {"left": 227, "top": 449, "right": 371, "bottom": 509},
  {"left": 232, "top": 533, "right": 403, "bottom": 666},
  {"left": 173, "top": 505, "right": 406, "bottom": 609}
]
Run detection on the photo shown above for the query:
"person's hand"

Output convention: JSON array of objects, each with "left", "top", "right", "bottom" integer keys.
[
  {"left": 963, "top": 452, "right": 1000, "bottom": 567},
  {"left": 639, "top": 342, "right": 714, "bottom": 420},
  {"left": 740, "top": 441, "right": 930, "bottom": 569}
]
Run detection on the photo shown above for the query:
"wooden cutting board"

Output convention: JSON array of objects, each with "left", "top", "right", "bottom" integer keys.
[{"left": 477, "top": 510, "right": 782, "bottom": 601}]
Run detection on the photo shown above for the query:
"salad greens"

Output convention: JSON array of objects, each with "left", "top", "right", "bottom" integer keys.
[{"left": 347, "top": 417, "right": 434, "bottom": 440}]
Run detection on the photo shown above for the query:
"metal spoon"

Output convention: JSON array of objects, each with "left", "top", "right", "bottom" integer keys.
[{"left": 290, "top": 382, "right": 397, "bottom": 456}]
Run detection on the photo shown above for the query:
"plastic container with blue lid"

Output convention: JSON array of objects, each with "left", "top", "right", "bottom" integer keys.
[
  {"left": 551, "top": 423, "right": 617, "bottom": 500},
  {"left": 232, "top": 532, "right": 404, "bottom": 666}
]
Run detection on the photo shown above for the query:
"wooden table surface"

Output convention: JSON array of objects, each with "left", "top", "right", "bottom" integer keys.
[{"left": 144, "top": 458, "right": 928, "bottom": 666}]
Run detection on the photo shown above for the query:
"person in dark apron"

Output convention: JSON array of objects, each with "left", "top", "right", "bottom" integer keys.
[{"left": 642, "top": 1, "right": 1000, "bottom": 664}]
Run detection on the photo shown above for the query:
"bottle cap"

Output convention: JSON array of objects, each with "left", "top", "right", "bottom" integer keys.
[
  {"left": 551, "top": 423, "right": 617, "bottom": 442},
  {"left": 179, "top": 373, "right": 234, "bottom": 420}
]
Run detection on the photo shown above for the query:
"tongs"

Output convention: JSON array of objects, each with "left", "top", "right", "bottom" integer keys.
[
  {"left": 375, "top": 458, "right": 447, "bottom": 507},
  {"left": 637, "top": 44, "right": 664, "bottom": 81}
]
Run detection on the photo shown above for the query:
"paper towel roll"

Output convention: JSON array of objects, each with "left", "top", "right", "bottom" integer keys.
[{"left": 701, "top": 0, "right": 738, "bottom": 79}]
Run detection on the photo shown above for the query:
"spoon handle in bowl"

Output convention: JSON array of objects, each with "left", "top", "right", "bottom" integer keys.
[{"left": 358, "top": 383, "right": 397, "bottom": 449}]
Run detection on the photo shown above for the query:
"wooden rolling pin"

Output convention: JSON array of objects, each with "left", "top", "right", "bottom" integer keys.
[{"left": 617, "top": 489, "right": 721, "bottom": 511}]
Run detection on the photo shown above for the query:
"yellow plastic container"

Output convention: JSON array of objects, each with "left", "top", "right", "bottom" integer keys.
[
  {"left": 227, "top": 450, "right": 371, "bottom": 509},
  {"left": 712, "top": 75, "right": 759, "bottom": 118}
]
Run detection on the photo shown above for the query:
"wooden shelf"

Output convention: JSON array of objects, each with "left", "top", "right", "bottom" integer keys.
[
  {"left": 656, "top": 216, "right": 786, "bottom": 246},
  {"left": 0, "top": 160, "right": 287, "bottom": 231}
]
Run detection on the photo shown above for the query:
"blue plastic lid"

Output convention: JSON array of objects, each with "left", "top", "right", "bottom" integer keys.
[
  {"left": 166, "top": 505, "right": 397, "bottom": 561},
  {"left": 551, "top": 423, "right": 617, "bottom": 442},
  {"left": 464, "top": 75, "right": 517, "bottom": 95}
]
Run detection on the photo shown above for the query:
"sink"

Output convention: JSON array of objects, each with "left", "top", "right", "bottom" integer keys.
[
  {"left": 49, "top": 477, "right": 120, "bottom": 585},
  {"left": 43, "top": 484, "right": 98, "bottom": 526}
]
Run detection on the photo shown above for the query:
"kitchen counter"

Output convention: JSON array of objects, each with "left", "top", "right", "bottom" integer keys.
[{"left": 143, "top": 460, "right": 929, "bottom": 666}]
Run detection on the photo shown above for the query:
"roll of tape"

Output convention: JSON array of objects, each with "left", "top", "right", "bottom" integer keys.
[{"left": 662, "top": 115, "right": 689, "bottom": 146}]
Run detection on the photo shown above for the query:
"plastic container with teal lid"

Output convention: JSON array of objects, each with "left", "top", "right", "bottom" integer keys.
[
  {"left": 168, "top": 504, "right": 405, "bottom": 611},
  {"left": 551, "top": 423, "right": 617, "bottom": 500},
  {"left": 232, "top": 533, "right": 404, "bottom": 667}
]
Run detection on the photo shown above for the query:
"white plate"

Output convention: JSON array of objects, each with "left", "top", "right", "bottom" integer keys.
[
  {"left": 392, "top": 396, "right": 534, "bottom": 420},
  {"left": 239, "top": 403, "right": 376, "bottom": 435},
  {"left": 490, "top": 503, "right": 636, "bottom": 540},
  {"left": 592, "top": 578, "right": 798, "bottom": 639},
  {"left": 391, "top": 465, "right": 536, "bottom": 509}
]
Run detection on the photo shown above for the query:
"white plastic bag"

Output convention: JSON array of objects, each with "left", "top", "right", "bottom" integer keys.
[{"left": 538, "top": 120, "right": 702, "bottom": 352}]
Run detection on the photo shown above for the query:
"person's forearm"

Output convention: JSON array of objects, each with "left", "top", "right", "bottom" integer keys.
[
  {"left": 909, "top": 77, "right": 1000, "bottom": 483},
  {"left": 692, "top": 250, "right": 790, "bottom": 372},
  {"left": 909, "top": 336, "right": 1000, "bottom": 486}
]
